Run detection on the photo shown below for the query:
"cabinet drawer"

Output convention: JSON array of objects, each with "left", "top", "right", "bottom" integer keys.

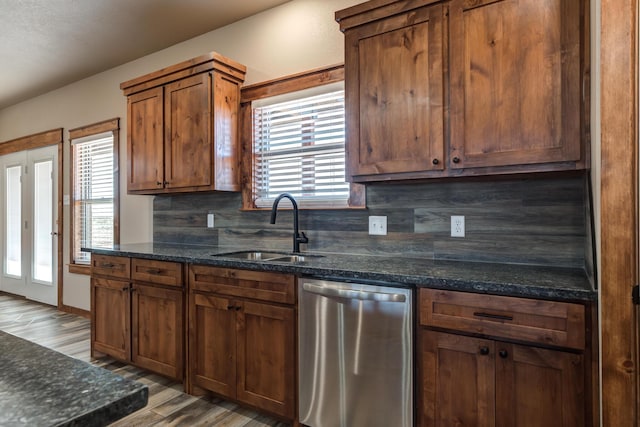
[
  {"left": 132, "top": 258, "right": 183, "bottom": 287},
  {"left": 91, "top": 254, "right": 131, "bottom": 279},
  {"left": 189, "top": 265, "right": 295, "bottom": 304},
  {"left": 419, "top": 289, "right": 585, "bottom": 350}
]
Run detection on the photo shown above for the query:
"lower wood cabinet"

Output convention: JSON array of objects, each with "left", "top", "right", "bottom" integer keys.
[
  {"left": 418, "top": 288, "right": 590, "bottom": 427},
  {"left": 91, "top": 255, "right": 185, "bottom": 381},
  {"left": 420, "top": 330, "right": 584, "bottom": 426},
  {"left": 92, "top": 276, "right": 130, "bottom": 361},
  {"left": 188, "top": 265, "right": 296, "bottom": 420},
  {"left": 131, "top": 284, "right": 184, "bottom": 380}
]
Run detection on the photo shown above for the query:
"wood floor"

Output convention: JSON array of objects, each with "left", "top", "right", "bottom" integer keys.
[{"left": 0, "top": 292, "right": 289, "bottom": 427}]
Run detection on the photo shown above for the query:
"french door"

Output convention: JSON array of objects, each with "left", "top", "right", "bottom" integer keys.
[{"left": 1, "top": 145, "right": 58, "bottom": 305}]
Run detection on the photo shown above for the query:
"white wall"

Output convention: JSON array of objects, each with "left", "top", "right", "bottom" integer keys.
[{"left": 0, "top": 0, "right": 362, "bottom": 310}]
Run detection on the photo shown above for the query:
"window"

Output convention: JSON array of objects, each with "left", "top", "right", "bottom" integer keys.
[
  {"left": 5, "top": 165, "right": 22, "bottom": 276},
  {"left": 69, "top": 119, "right": 119, "bottom": 271},
  {"left": 253, "top": 85, "right": 349, "bottom": 208},
  {"left": 241, "top": 65, "right": 364, "bottom": 209}
]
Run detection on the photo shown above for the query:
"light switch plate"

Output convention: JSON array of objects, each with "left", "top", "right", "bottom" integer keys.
[{"left": 369, "top": 216, "right": 387, "bottom": 236}]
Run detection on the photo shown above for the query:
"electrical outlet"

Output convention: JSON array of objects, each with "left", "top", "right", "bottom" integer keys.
[
  {"left": 207, "top": 213, "right": 215, "bottom": 228},
  {"left": 451, "top": 215, "right": 465, "bottom": 237},
  {"left": 369, "top": 216, "right": 387, "bottom": 236}
]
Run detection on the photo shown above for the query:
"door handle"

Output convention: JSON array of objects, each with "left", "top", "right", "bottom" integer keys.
[
  {"left": 473, "top": 312, "right": 514, "bottom": 321},
  {"left": 302, "top": 282, "right": 406, "bottom": 303}
]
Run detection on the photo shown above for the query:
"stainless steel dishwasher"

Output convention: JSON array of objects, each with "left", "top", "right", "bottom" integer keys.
[{"left": 298, "top": 278, "right": 413, "bottom": 427}]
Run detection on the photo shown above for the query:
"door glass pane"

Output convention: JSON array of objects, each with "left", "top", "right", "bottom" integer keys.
[
  {"left": 33, "top": 160, "right": 53, "bottom": 283},
  {"left": 6, "top": 165, "right": 21, "bottom": 277}
]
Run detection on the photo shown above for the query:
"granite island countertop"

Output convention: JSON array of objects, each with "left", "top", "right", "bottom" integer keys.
[
  {"left": 85, "top": 243, "right": 596, "bottom": 302},
  {"left": 0, "top": 330, "right": 148, "bottom": 426}
]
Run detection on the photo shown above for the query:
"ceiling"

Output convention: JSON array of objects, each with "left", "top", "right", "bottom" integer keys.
[{"left": 0, "top": 0, "right": 291, "bottom": 110}]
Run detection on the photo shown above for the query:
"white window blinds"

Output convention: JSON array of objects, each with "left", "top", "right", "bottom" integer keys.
[
  {"left": 72, "top": 132, "right": 114, "bottom": 264},
  {"left": 252, "top": 85, "right": 349, "bottom": 208}
]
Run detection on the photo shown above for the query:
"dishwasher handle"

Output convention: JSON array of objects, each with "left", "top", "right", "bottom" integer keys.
[{"left": 302, "top": 282, "right": 406, "bottom": 303}]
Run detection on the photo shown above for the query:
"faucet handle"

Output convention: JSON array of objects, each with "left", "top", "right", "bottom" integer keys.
[{"left": 298, "top": 231, "right": 309, "bottom": 244}]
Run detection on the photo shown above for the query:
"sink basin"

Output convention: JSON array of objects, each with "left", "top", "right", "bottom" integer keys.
[
  {"left": 212, "top": 251, "right": 286, "bottom": 260},
  {"left": 269, "top": 255, "right": 309, "bottom": 263},
  {"left": 212, "top": 251, "right": 323, "bottom": 263}
]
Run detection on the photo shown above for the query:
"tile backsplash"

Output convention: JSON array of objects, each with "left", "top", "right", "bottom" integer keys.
[{"left": 154, "top": 174, "right": 588, "bottom": 269}]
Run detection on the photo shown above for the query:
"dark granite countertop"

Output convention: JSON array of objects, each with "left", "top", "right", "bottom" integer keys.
[
  {"left": 85, "top": 243, "right": 596, "bottom": 302},
  {"left": 0, "top": 330, "right": 148, "bottom": 426}
]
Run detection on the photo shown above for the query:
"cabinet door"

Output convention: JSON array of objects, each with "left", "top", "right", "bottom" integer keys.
[
  {"left": 127, "top": 86, "right": 164, "bottom": 192},
  {"left": 91, "top": 277, "right": 130, "bottom": 361},
  {"left": 131, "top": 284, "right": 184, "bottom": 380},
  {"left": 449, "top": 0, "right": 582, "bottom": 169},
  {"left": 495, "top": 343, "right": 584, "bottom": 427},
  {"left": 419, "top": 330, "right": 495, "bottom": 427},
  {"left": 211, "top": 72, "right": 241, "bottom": 192},
  {"left": 189, "top": 293, "right": 237, "bottom": 397},
  {"left": 236, "top": 300, "right": 295, "bottom": 419},
  {"left": 344, "top": 3, "right": 445, "bottom": 180},
  {"left": 164, "top": 73, "right": 212, "bottom": 190}
]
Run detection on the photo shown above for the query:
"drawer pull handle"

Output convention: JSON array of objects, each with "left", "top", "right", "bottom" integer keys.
[
  {"left": 146, "top": 269, "right": 162, "bottom": 275},
  {"left": 101, "top": 263, "right": 115, "bottom": 268},
  {"left": 473, "top": 312, "right": 514, "bottom": 321}
]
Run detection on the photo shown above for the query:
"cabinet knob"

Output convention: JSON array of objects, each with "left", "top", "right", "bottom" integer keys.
[
  {"left": 452, "top": 157, "right": 460, "bottom": 164},
  {"left": 499, "top": 349, "right": 508, "bottom": 358},
  {"left": 432, "top": 158, "right": 439, "bottom": 165},
  {"left": 121, "top": 286, "right": 129, "bottom": 292},
  {"left": 479, "top": 346, "right": 490, "bottom": 355},
  {"left": 156, "top": 181, "right": 162, "bottom": 186}
]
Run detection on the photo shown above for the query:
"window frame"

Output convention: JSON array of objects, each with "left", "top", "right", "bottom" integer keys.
[
  {"left": 68, "top": 118, "right": 120, "bottom": 275},
  {"left": 240, "top": 64, "right": 364, "bottom": 210}
]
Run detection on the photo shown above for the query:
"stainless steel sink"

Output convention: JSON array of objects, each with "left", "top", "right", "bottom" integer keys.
[
  {"left": 212, "top": 251, "right": 285, "bottom": 260},
  {"left": 212, "top": 250, "right": 323, "bottom": 263},
  {"left": 269, "top": 254, "right": 309, "bottom": 263}
]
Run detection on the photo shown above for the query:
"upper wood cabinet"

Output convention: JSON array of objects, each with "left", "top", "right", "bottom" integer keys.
[
  {"left": 336, "top": 0, "right": 588, "bottom": 182},
  {"left": 340, "top": 2, "right": 445, "bottom": 180},
  {"left": 448, "top": 0, "right": 583, "bottom": 170},
  {"left": 127, "top": 87, "right": 163, "bottom": 191},
  {"left": 121, "top": 52, "right": 246, "bottom": 194}
]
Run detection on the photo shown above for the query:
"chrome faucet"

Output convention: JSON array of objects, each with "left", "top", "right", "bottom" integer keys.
[{"left": 270, "top": 193, "right": 308, "bottom": 253}]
